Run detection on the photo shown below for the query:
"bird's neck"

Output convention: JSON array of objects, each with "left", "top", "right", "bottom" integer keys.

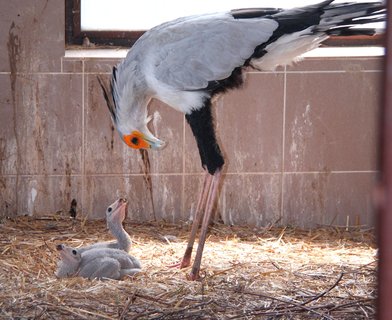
[
  {"left": 56, "top": 259, "right": 79, "bottom": 277},
  {"left": 116, "top": 89, "right": 151, "bottom": 135},
  {"left": 185, "top": 100, "right": 224, "bottom": 174},
  {"left": 114, "top": 61, "right": 151, "bottom": 133},
  {"left": 108, "top": 220, "right": 132, "bottom": 252}
]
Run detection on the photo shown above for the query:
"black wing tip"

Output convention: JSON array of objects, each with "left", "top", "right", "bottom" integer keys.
[
  {"left": 231, "top": 8, "right": 283, "bottom": 19},
  {"left": 230, "top": 1, "right": 333, "bottom": 20}
]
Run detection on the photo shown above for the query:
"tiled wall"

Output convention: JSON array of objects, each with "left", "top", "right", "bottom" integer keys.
[{"left": 0, "top": 1, "right": 382, "bottom": 227}]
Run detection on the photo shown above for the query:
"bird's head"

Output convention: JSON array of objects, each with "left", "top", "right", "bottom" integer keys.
[
  {"left": 106, "top": 198, "right": 128, "bottom": 229},
  {"left": 56, "top": 244, "right": 81, "bottom": 263},
  {"left": 120, "top": 126, "right": 165, "bottom": 150},
  {"left": 98, "top": 69, "right": 165, "bottom": 150}
]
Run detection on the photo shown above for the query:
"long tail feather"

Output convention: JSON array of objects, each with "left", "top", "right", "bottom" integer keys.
[{"left": 319, "top": 2, "right": 386, "bottom": 35}]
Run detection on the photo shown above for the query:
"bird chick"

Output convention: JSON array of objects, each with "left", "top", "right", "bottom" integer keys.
[
  {"left": 55, "top": 244, "right": 141, "bottom": 280},
  {"left": 78, "top": 198, "right": 132, "bottom": 253}
]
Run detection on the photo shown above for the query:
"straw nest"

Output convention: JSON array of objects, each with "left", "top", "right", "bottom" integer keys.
[{"left": 0, "top": 216, "right": 376, "bottom": 319}]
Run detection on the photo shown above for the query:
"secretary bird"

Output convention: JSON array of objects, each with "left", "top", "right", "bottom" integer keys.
[{"left": 99, "top": 0, "right": 385, "bottom": 280}]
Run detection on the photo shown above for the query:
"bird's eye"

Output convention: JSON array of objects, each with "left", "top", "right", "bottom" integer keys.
[
  {"left": 131, "top": 137, "right": 139, "bottom": 145},
  {"left": 72, "top": 250, "right": 77, "bottom": 255},
  {"left": 107, "top": 207, "right": 112, "bottom": 213},
  {"left": 123, "top": 132, "right": 150, "bottom": 149}
]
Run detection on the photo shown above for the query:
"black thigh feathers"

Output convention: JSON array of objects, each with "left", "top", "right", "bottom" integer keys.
[
  {"left": 186, "top": 100, "right": 224, "bottom": 174},
  {"left": 206, "top": 66, "right": 244, "bottom": 97}
]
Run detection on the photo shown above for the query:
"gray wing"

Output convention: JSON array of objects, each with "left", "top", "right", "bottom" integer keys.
[
  {"left": 127, "top": 255, "right": 142, "bottom": 269},
  {"left": 79, "top": 257, "right": 121, "bottom": 280},
  {"left": 145, "top": 12, "right": 279, "bottom": 90},
  {"left": 77, "top": 241, "right": 119, "bottom": 253}
]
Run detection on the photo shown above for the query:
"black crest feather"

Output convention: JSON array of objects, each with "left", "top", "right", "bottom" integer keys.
[{"left": 97, "top": 75, "right": 116, "bottom": 122}]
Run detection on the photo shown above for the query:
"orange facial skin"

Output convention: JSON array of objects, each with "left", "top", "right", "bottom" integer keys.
[{"left": 123, "top": 131, "right": 150, "bottom": 149}]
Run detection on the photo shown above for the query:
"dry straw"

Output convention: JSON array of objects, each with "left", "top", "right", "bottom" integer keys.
[{"left": 0, "top": 216, "right": 376, "bottom": 319}]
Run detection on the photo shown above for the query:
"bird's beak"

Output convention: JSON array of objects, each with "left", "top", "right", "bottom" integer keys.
[
  {"left": 141, "top": 124, "right": 166, "bottom": 150},
  {"left": 120, "top": 199, "right": 129, "bottom": 220},
  {"left": 145, "top": 135, "right": 166, "bottom": 150}
]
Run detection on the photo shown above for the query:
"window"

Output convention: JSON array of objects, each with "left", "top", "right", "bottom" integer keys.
[{"left": 65, "top": 0, "right": 384, "bottom": 48}]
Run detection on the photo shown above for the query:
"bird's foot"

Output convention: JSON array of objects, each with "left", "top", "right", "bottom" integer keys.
[
  {"left": 168, "top": 261, "right": 181, "bottom": 268},
  {"left": 168, "top": 247, "right": 192, "bottom": 269},
  {"left": 187, "top": 271, "right": 200, "bottom": 281},
  {"left": 179, "top": 256, "right": 191, "bottom": 268},
  {"left": 168, "top": 256, "right": 191, "bottom": 269},
  {"left": 186, "top": 265, "right": 206, "bottom": 281}
]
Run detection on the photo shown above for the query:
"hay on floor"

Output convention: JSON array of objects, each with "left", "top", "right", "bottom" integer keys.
[{"left": 0, "top": 216, "right": 376, "bottom": 319}]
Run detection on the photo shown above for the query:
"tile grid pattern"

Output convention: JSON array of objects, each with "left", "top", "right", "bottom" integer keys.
[{"left": 0, "top": 35, "right": 382, "bottom": 228}]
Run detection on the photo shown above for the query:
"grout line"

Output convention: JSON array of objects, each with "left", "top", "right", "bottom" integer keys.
[
  {"left": 281, "top": 170, "right": 379, "bottom": 174},
  {"left": 0, "top": 170, "right": 378, "bottom": 178},
  {"left": 181, "top": 114, "right": 186, "bottom": 218},
  {"left": 58, "top": 56, "right": 62, "bottom": 73},
  {"left": 0, "top": 72, "right": 84, "bottom": 75},
  {"left": 81, "top": 60, "right": 86, "bottom": 216},
  {"left": 284, "top": 70, "right": 382, "bottom": 74},
  {"left": 280, "top": 66, "right": 287, "bottom": 222}
]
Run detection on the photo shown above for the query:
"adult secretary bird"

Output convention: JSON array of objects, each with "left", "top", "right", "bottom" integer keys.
[{"left": 99, "top": 0, "right": 385, "bottom": 280}]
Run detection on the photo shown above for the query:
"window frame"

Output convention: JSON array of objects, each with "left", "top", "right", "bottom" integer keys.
[
  {"left": 65, "top": 0, "right": 384, "bottom": 49},
  {"left": 66, "top": 0, "right": 145, "bottom": 47}
]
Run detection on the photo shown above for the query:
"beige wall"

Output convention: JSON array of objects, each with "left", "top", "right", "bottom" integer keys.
[{"left": 0, "top": 1, "right": 382, "bottom": 227}]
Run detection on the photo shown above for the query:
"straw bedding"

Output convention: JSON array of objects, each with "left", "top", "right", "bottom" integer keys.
[{"left": 0, "top": 216, "right": 377, "bottom": 319}]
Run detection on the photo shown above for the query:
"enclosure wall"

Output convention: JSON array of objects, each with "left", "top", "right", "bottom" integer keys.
[{"left": 0, "top": 0, "right": 382, "bottom": 227}]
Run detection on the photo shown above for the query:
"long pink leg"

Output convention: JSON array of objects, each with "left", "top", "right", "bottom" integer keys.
[
  {"left": 188, "top": 169, "right": 222, "bottom": 280},
  {"left": 169, "top": 172, "right": 212, "bottom": 268},
  {"left": 179, "top": 172, "right": 213, "bottom": 268}
]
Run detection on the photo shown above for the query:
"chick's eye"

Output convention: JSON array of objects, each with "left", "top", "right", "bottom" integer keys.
[
  {"left": 72, "top": 250, "right": 77, "bottom": 255},
  {"left": 107, "top": 207, "right": 112, "bottom": 213},
  {"left": 131, "top": 137, "right": 139, "bottom": 145}
]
